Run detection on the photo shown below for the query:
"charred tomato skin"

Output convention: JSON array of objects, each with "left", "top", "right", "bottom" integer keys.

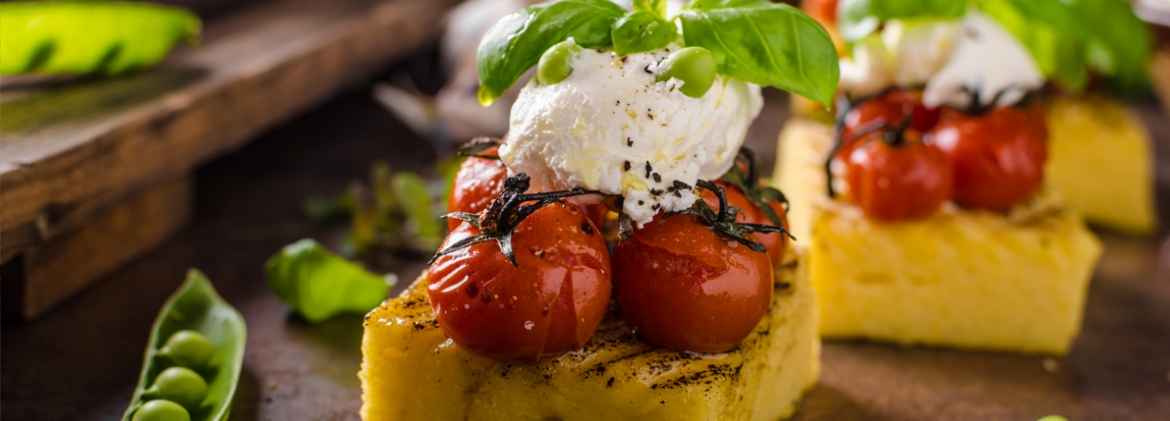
[
  {"left": 839, "top": 132, "right": 954, "bottom": 221},
  {"left": 612, "top": 213, "right": 773, "bottom": 354},
  {"left": 929, "top": 105, "right": 1047, "bottom": 210},
  {"left": 702, "top": 181, "right": 789, "bottom": 264},
  {"left": 427, "top": 202, "right": 611, "bottom": 361},
  {"left": 447, "top": 146, "right": 510, "bottom": 231}
]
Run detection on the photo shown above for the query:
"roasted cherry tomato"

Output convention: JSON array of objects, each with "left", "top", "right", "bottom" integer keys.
[
  {"left": 428, "top": 200, "right": 611, "bottom": 361},
  {"left": 929, "top": 105, "right": 1047, "bottom": 210},
  {"left": 841, "top": 90, "right": 940, "bottom": 143},
  {"left": 612, "top": 212, "right": 773, "bottom": 353},
  {"left": 837, "top": 129, "right": 954, "bottom": 221},
  {"left": 447, "top": 146, "right": 510, "bottom": 231},
  {"left": 702, "top": 181, "right": 789, "bottom": 264}
]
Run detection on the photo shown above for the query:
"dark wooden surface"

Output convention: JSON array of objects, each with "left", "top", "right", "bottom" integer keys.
[{"left": 3, "top": 89, "right": 1169, "bottom": 420}]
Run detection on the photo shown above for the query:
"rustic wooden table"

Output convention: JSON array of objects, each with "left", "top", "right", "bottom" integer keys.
[{"left": 3, "top": 89, "right": 1169, "bottom": 420}]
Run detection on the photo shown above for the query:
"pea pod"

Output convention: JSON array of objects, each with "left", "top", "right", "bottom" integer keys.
[
  {"left": 0, "top": 1, "right": 201, "bottom": 75},
  {"left": 123, "top": 270, "right": 246, "bottom": 421}
]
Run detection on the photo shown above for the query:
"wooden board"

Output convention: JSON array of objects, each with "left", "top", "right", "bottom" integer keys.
[
  {"left": 1, "top": 176, "right": 193, "bottom": 320},
  {"left": 0, "top": 0, "right": 458, "bottom": 265}
]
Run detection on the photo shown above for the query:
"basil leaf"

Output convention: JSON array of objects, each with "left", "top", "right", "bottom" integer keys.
[
  {"left": 266, "top": 239, "right": 393, "bottom": 322},
  {"left": 1068, "top": 0, "right": 1152, "bottom": 92},
  {"left": 838, "top": 0, "right": 966, "bottom": 41},
  {"left": 613, "top": 11, "right": 678, "bottom": 56},
  {"left": 678, "top": 0, "right": 840, "bottom": 105},
  {"left": 633, "top": 0, "right": 668, "bottom": 18},
  {"left": 979, "top": 0, "right": 1088, "bottom": 91},
  {"left": 476, "top": 0, "right": 626, "bottom": 106}
]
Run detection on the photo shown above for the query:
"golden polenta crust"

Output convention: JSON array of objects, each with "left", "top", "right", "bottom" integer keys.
[{"left": 359, "top": 253, "right": 819, "bottom": 421}]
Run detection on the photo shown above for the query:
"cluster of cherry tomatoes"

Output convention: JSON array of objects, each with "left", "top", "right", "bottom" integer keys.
[
  {"left": 832, "top": 90, "right": 1049, "bottom": 221},
  {"left": 427, "top": 144, "right": 791, "bottom": 361}
]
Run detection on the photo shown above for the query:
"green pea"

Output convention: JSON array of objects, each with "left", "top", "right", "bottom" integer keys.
[
  {"left": 537, "top": 40, "right": 581, "bottom": 86},
  {"left": 1037, "top": 416, "right": 1069, "bottom": 421},
  {"left": 656, "top": 46, "right": 717, "bottom": 98},
  {"left": 143, "top": 367, "right": 208, "bottom": 410},
  {"left": 158, "top": 330, "right": 213, "bottom": 369},
  {"left": 132, "top": 399, "right": 191, "bottom": 421}
]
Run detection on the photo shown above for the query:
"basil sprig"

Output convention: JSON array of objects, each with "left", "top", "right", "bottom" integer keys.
[
  {"left": 678, "top": 0, "right": 840, "bottom": 104},
  {"left": 1070, "top": 0, "right": 1152, "bottom": 92},
  {"left": 476, "top": 0, "right": 840, "bottom": 106},
  {"left": 476, "top": 0, "right": 625, "bottom": 106},
  {"left": 837, "top": 0, "right": 1151, "bottom": 92}
]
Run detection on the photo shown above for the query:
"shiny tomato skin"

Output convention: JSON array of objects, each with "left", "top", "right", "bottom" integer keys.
[
  {"left": 702, "top": 182, "right": 788, "bottom": 264},
  {"left": 929, "top": 106, "right": 1047, "bottom": 210},
  {"left": 427, "top": 202, "right": 611, "bottom": 361},
  {"left": 841, "top": 134, "right": 954, "bottom": 221},
  {"left": 447, "top": 147, "right": 510, "bottom": 231},
  {"left": 841, "top": 90, "right": 940, "bottom": 143},
  {"left": 612, "top": 213, "right": 773, "bottom": 353}
]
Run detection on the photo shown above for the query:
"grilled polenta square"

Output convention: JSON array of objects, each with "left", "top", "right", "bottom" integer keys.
[
  {"left": 359, "top": 254, "right": 818, "bottom": 421},
  {"left": 774, "top": 118, "right": 1102, "bottom": 354}
]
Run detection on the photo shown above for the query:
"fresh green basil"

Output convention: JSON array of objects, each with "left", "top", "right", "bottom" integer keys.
[
  {"left": 979, "top": 0, "right": 1088, "bottom": 91},
  {"left": 838, "top": 0, "right": 965, "bottom": 41},
  {"left": 613, "top": 11, "right": 678, "bottom": 56},
  {"left": 633, "top": 0, "right": 668, "bottom": 18},
  {"left": 265, "top": 239, "right": 393, "bottom": 323},
  {"left": 1069, "top": 0, "right": 1152, "bottom": 92},
  {"left": 476, "top": 0, "right": 626, "bottom": 106},
  {"left": 123, "top": 270, "right": 246, "bottom": 421},
  {"left": 1, "top": 1, "right": 200, "bottom": 75},
  {"left": 678, "top": 0, "right": 840, "bottom": 105}
]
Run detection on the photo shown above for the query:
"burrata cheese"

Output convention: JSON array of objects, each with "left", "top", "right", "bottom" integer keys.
[{"left": 500, "top": 44, "right": 763, "bottom": 227}]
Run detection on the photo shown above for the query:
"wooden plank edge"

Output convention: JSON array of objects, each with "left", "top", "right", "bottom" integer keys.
[
  {"left": 0, "top": 0, "right": 457, "bottom": 264},
  {"left": 1, "top": 176, "right": 192, "bottom": 320}
]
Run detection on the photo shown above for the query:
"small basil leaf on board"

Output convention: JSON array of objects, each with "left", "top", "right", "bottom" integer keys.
[
  {"left": 613, "top": 11, "right": 678, "bottom": 56},
  {"left": 265, "top": 239, "right": 393, "bottom": 322},
  {"left": 1, "top": 1, "right": 200, "bottom": 75},
  {"left": 979, "top": 0, "right": 1088, "bottom": 91},
  {"left": 1068, "top": 0, "right": 1152, "bottom": 93},
  {"left": 477, "top": 0, "right": 626, "bottom": 106},
  {"left": 678, "top": 0, "right": 840, "bottom": 105},
  {"left": 633, "top": 0, "right": 668, "bottom": 18},
  {"left": 123, "top": 269, "right": 246, "bottom": 421},
  {"left": 838, "top": 0, "right": 966, "bottom": 41}
]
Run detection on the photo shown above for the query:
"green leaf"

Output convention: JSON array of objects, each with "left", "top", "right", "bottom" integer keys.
[
  {"left": 838, "top": 0, "right": 966, "bottom": 41},
  {"left": 123, "top": 269, "right": 246, "bottom": 421},
  {"left": 476, "top": 0, "right": 626, "bottom": 106},
  {"left": 1, "top": 1, "right": 200, "bottom": 75},
  {"left": 265, "top": 239, "right": 392, "bottom": 323},
  {"left": 634, "top": 0, "right": 669, "bottom": 18},
  {"left": 678, "top": 0, "right": 840, "bottom": 104},
  {"left": 979, "top": 0, "right": 1088, "bottom": 91},
  {"left": 1067, "top": 0, "right": 1152, "bottom": 92},
  {"left": 613, "top": 11, "right": 678, "bottom": 56}
]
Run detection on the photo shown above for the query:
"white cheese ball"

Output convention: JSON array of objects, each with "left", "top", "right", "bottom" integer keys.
[{"left": 501, "top": 45, "right": 763, "bottom": 227}]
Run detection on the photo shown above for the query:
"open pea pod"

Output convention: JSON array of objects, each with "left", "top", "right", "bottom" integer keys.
[
  {"left": 123, "top": 269, "right": 246, "bottom": 421},
  {"left": 1, "top": 1, "right": 201, "bottom": 75}
]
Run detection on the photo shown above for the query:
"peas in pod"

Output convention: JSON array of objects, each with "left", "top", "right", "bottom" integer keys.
[{"left": 123, "top": 270, "right": 246, "bottom": 421}]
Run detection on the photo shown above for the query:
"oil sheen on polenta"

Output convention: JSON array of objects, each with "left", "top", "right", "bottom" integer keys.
[{"left": 359, "top": 256, "right": 818, "bottom": 421}]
